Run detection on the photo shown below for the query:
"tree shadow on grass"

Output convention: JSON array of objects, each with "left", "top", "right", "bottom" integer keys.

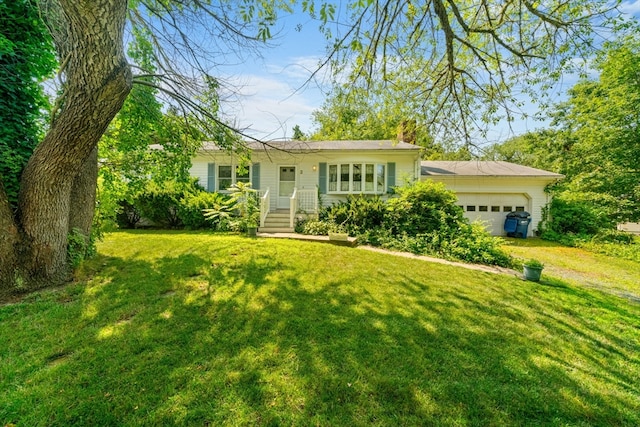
[{"left": 2, "top": 240, "right": 640, "bottom": 426}]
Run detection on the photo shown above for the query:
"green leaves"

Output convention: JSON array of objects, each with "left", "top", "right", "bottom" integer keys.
[{"left": 0, "top": 0, "right": 56, "bottom": 207}]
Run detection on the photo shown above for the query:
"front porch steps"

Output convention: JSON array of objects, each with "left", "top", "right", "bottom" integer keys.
[{"left": 259, "top": 209, "right": 294, "bottom": 233}]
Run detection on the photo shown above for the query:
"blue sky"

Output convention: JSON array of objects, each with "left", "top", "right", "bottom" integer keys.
[
  {"left": 222, "top": 1, "right": 640, "bottom": 145},
  {"left": 220, "top": 10, "right": 330, "bottom": 140}
]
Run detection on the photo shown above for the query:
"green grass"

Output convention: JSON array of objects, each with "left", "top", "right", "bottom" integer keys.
[
  {"left": 1, "top": 231, "right": 639, "bottom": 426},
  {"left": 503, "top": 237, "right": 640, "bottom": 302}
]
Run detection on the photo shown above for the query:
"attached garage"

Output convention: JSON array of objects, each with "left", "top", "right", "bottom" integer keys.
[{"left": 421, "top": 161, "right": 563, "bottom": 236}]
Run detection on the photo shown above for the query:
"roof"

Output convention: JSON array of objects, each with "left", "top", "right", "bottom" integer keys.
[
  {"left": 421, "top": 161, "right": 564, "bottom": 178},
  {"left": 199, "top": 140, "right": 421, "bottom": 152}
]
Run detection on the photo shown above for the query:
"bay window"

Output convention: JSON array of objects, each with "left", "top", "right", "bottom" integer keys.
[{"left": 327, "top": 162, "right": 387, "bottom": 194}]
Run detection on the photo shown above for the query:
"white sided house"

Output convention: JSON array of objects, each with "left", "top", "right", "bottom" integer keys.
[
  {"left": 421, "top": 161, "right": 564, "bottom": 236},
  {"left": 190, "top": 140, "right": 422, "bottom": 232}
]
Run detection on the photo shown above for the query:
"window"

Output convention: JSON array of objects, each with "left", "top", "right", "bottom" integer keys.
[
  {"left": 327, "top": 163, "right": 386, "bottom": 194},
  {"left": 491, "top": 206, "right": 500, "bottom": 212},
  {"left": 236, "top": 166, "right": 250, "bottom": 185},
  {"left": 467, "top": 206, "right": 476, "bottom": 212},
  {"left": 515, "top": 206, "right": 525, "bottom": 212},
  {"left": 340, "top": 164, "right": 350, "bottom": 191},
  {"left": 479, "top": 206, "right": 488, "bottom": 212},
  {"left": 217, "top": 164, "right": 250, "bottom": 191},
  {"left": 377, "top": 164, "right": 386, "bottom": 192},
  {"left": 353, "top": 164, "right": 362, "bottom": 191},
  {"left": 365, "top": 164, "right": 374, "bottom": 191},
  {"left": 218, "top": 165, "right": 232, "bottom": 191},
  {"left": 503, "top": 206, "right": 512, "bottom": 212}
]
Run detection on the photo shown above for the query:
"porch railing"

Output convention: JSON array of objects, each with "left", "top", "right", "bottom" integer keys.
[
  {"left": 259, "top": 187, "right": 270, "bottom": 228},
  {"left": 289, "top": 188, "right": 297, "bottom": 228},
  {"left": 289, "top": 188, "right": 318, "bottom": 229},
  {"left": 297, "top": 189, "right": 318, "bottom": 213}
]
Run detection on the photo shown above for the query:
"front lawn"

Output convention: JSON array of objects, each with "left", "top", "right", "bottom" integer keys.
[
  {"left": 503, "top": 237, "right": 640, "bottom": 302},
  {"left": 1, "top": 231, "right": 639, "bottom": 426}
]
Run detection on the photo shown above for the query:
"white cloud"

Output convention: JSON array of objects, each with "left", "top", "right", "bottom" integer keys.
[
  {"left": 619, "top": 0, "right": 640, "bottom": 15},
  {"left": 221, "top": 73, "right": 322, "bottom": 140}
]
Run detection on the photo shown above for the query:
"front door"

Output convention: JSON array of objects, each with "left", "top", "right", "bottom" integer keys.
[{"left": 278, "top": 166, "right": 296, "bottom": 209}]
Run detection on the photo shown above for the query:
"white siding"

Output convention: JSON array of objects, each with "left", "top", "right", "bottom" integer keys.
[
  {"left": 190, "top": 160, "right": 209, "bottom": 189},
  {"left": 422, "top": 175, "right": 554, "bottom": 236},
  {"left": 190, "top": 149, "right": 420, "bottom": 211}
]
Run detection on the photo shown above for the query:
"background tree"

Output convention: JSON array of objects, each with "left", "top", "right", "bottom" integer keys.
[
  {"left": 310, "top": 85, "right": 446, "bottom": 157},
  {"left": 291, "top": 124, "right": 305, "bottom": 140},
  {"left": 315, "top": 0, "right": 632, "bottom": 147},
  {"left": 482, "top": 129, "right": 567, "bottom": 171},
  {"left": 485, "top": 35, "right": 640, "bottom": 229}
]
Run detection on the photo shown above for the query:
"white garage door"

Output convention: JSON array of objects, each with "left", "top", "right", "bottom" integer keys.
[{"left": 456, "top": 193, "right": 531, "bottom": 236}]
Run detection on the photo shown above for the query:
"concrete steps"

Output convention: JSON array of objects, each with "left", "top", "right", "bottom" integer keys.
[{"left": 259, "top": 210, "right": 294, "bottom": 233}]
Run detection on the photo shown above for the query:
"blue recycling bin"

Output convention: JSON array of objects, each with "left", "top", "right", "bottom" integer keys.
[{"left": 504, "top": 211, "right": 531, "bottom": 238}]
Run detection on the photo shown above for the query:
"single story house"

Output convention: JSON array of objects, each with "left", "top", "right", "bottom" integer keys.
[
  {"left": 190, "top": 140, "right": 563, "bottom": 236},
  {"left": 421, "top": 161, "right": 564, "bottom": 236},
  {"left": 190, "top": 140, "right": 422, "bottom": 232}
]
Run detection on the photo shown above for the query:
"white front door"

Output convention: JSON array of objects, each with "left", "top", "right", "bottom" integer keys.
[{"left": 278, "top": 166, "right": 296, "bottom": 209}]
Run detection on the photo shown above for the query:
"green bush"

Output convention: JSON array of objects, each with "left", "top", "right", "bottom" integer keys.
[
  {"left": 319, "top": 195, "right": 386, "bottom": 236},
  {"left": 446, "top": 223, "right": 513, "bottom": 267},
  {"left": 67, "top": 228, "right": 97, "bottom": 268},
  {"left": 541, "top": 191, "right": 617, "bottom": 237},
  {"left": 386, "top": 181, "right": 466, "bottom": 237},
  {"left": 591, "top": 229, "right": 635, "bottom": 245},
  {"left": 135, "top": 180, "right": 201, "bottom": 228},
  {"left": 115, "top": 200, "right": 141, "bottom": 229},
  {"left": 316, "top": 181, "right": 513, "bottom": 267},
  {"left": 297, "top": 219, "right": 342, "bottom": 235},
  {"left": 579, "top": 238, "right": 640, "bottom": 263},
  {"left": 202, "top": 183, "right": 260, "bottom": 233},
  {"left": 179, "top": 191, "right": 229, "bottom": 229}
]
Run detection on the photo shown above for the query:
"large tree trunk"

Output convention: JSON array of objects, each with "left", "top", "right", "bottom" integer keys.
[
  {"left": 7, "top": 0, "right": 132, "bottom": 289},
  {"left": 68, "top": 146, "right": 99, "bottom": 238}
]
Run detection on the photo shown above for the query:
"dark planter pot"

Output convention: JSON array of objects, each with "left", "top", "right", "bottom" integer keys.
[
  {"left": 523, "top": 266, "right": 543, "bottom": 282},
  {"left": 247, "top": 227, "right": 258, "bottom": 237}
]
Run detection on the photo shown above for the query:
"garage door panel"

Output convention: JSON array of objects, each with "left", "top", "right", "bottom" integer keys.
[{"left": 456, "top": 193, "right": 530, "bottom": 236}]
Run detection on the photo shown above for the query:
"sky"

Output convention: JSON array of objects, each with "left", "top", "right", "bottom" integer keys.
[
  {"left": 220, "top": 10, "right": 330, "bottom": 140},
  {"left": 220, "top": 1, "right": 640, "bottom": 145}
]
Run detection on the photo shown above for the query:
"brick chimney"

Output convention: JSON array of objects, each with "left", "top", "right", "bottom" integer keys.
[{"left": 397, "top": 120, "right": 417, "bottom": 144}]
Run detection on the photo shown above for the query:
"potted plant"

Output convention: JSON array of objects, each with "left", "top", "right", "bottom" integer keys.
[
  {"left": 522, "top": 259, "right": 544, "bottom": 282},
  {"left": 232, "top": 182, "right": 260, "bottom": 237}
]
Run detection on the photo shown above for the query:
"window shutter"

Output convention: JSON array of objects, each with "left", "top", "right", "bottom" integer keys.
[
  {"left": 207, "top": 163, "right": 216, "bottom": 192},
  {"left": 318, "top": 163, "right": 327, "bottom": 194},
  {"left": 387, "top": 162, "right": 396, "bottom": 193},
  {"left": 251, "top": 163, "right": 260, "bottom": 189}
]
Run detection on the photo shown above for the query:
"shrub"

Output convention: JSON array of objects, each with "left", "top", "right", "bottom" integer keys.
[
  {"left": 203, "top": 183, "right": 260, "bottom": 233},
  {"left": 135, "top": 180, "right": 201, "bottom": 228},
  {"left": 446, "top": 223, "right": 513, "bottom": 267},
  {"left": 385, "top": 181, "right": 466, "bottom": 237},
  {"left": 297, "top": 219, "right": 344, "bottom": 235},
  {"left": 591, "top": 229, "right": 635, "bottom": 245},
  {"left": 319, "top": 195, "right": 386, "bottom": 236},
  {"left": 115, "top": 200, "right": 141, "bottom": 229},
  {"left": 316, "top": 181, "right": 513, "bottom": 267},
  {"left": 67, "top": 228, "right": 97, "bottom": 268},
  {"left": 179, "top": 191, "right": 229, "bottom": 229},
  {"left": 541, "top": 191, "right": 617, "bottom": 237}
]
